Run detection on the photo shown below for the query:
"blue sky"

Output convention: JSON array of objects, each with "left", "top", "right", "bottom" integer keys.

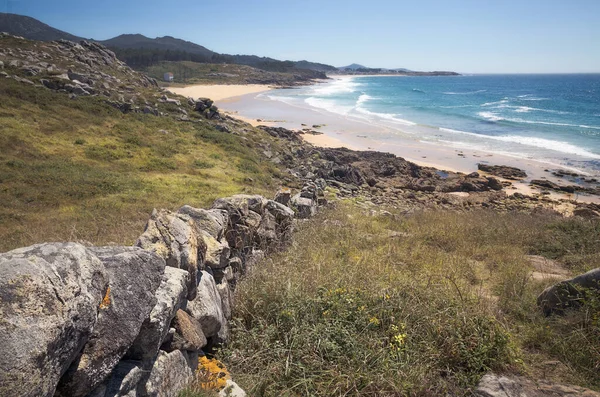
[{"left": 5, "top": 0, "right": 600, "bottom": 73}]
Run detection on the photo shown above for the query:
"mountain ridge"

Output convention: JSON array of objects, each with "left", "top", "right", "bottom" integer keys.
[{"left": 0, "top": 13, "right": 459, "bottom": 76}]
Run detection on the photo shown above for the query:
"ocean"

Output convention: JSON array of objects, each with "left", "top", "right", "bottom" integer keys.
[{"left": 262, "top": 74, "right": 600, "bottom": 175}]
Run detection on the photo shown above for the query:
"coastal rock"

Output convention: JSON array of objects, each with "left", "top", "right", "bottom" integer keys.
[
  {"left": 126, "top": 267, "right": 189, "bottom": 363},
  {"left": 0, "top": 243, "right": 108, "bottom": 397},
  {"left": 219, "top": 379, "right": 247, "bottom": 397},
  {"left": 136, "top": 209, "right": 200, "bottom": 300},
  {"left": 477, "top": 164, "right": 527, "bottom": 180},
  {"left": 201, "top": 231, "right": 231, "bottom": 269},
  {"left": 55, "top": 247, "right": 165, "bottom": 397},
  {"left": 475, "top": 373, "right": 600, "bottom": 396},
  {"left": 162, "top": 309, "right": 207, "bottom": 352},
  {"left": 537, "top": 267, "right": 600, "bottom": 316},
  {"left": 291, "top": 193, "right": 317, "bottom": 219},
  {"left": 274, "top": 187, "right": 292, "bottom": 206},
  {"left": 187, "top": 271, "right": 226, "bottom": 339},
  {"left": 573, "top": 205, "right": 600, "bottom": 219},
  {"left": 178, "top": 205, "right": 229, "bottom": 240},
  {"left": 143, "top": 350, "right": 194, "bottom": 397},
  {"left": 213, "top": 194, "right": 267, "bottom": 216},
  {"left": 89, "top": 360, "right": 144, "bottom": 397}
]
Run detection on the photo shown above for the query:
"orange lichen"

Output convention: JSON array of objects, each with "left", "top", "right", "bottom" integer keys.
[
  {"left": 99, "top": 287, "right": 111, "bottom": 310},
  {"left": 196, "top": 356, "right": 230, "bottom": 391}
]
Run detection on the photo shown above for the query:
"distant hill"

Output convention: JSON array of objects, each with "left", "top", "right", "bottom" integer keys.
[
  {"left": 0, "top": 13, "right": 458, "bottom": 77},
  {"left": 100, "top": 34, "right": 215, "bottom": 58},
  {"left": 338, "top": 63, "right": 367, "bottom": 70},
  {"left": 0, "top": 13, "right": 84, "bottom": 42}
]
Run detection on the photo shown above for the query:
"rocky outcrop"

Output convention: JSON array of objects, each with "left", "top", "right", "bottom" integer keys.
[
  {"left": 0, "top": 243, "right": 108, "bottom": 397},
  {"left": 475, "top": 373, "right": 600, "bottom": 396},
  {"left": 0, "top": 182, "right": 324, "bottom": 397},
  {"left": 477, "top": 164, "right": 527, "bottom": 180},
  {"left": 55, "top": 247, "right": 164, "bottom": 397},
  {"left": 537, "top": 267, "right": 600, "bottom": 316}
]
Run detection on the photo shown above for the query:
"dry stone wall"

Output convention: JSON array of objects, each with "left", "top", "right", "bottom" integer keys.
[{"left": 0, "top": 183, "right": 325, "bottom": 397}]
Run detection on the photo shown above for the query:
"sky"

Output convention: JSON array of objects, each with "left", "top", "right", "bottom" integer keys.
[{"left": 4, "top": 0, "right": 600, "bottom": 73}]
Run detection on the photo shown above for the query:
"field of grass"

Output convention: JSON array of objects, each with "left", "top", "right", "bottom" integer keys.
[
  {"left": 212, "top": 203, "right": 600, "bottom": 396},
  {"left": 146, "top": 61, "right": 305, "bottom": 85},
  {"left": 0, "top": 78, "right": 287, "bottom": 252}
]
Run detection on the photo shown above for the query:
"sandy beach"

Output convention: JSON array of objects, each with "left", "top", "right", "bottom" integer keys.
[
  {"left": 169, "top": 83, "right": 600, "bottom": 204},
  {"left": 166, "top": 84, "right": 272, "bottom": 102}
]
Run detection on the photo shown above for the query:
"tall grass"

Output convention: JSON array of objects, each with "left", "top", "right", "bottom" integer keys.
[{"left": 219, "top": 204, "right": 600, "bottom": 396}]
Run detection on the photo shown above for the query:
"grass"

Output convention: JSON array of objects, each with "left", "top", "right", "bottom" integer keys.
[
  {"left": 0, "top": 77, "right": 286, "bottom": 251},
  {"left": 213, "top": 204, "right": 600, "bottom": 396},
  {"left": 146, "top": 61, "right": 301, "bottom": 85}
]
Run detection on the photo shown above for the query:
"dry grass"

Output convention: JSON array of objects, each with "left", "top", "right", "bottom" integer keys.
[{"left": 218, "top": 203, "right": 600, "bottom": 396}]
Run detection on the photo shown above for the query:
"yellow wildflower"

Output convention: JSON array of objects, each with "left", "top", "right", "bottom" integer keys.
[{"left": 369, "top": 317, "right": 380, "bottom": 326}]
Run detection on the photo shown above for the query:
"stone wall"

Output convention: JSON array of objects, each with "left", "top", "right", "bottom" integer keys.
[{"left": 0, "top": 182, "right": 325, "bottom": 397}]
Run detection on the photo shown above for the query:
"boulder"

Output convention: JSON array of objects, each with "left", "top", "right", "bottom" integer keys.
[
  {"left": 477, "top": 164, "right": 527, "bottom": 180},
  {"left": 0, "top": 243, "right": 107, "bottom": 397},
  {"left": 219, "top": 379, "right": 247, "bottom": 397},
  {"left": 89, "top": 360, "right": 144, "bottom": 397},
  {"left": 136, "top": 209, "right": 201, "bottom": 300},
  {"left": 200, "top": 231, "right": 230, "bottom": 269},
  {"left": 274, "top": 187, "right": 292, "bottom": 206},
  {"left": 178, "top": 205, "right": 228, "bottom": 240},
  {"left": 291, "top": 193, "right": 317, "bottom": 219},
  {"left": 143, "top": 350, "right": 194, "bottom": 397},
  {"left": 217, "top": 279, "right": 233, "bottom": 320},
  {"left": 256, "top": 210, "right": 277, "bottom": 246},
  {"left": 55, "top": 247, "right": 165, "bottom": 397},
  {"left": 538, "top": 267, "right": 600, "bottom": 316},
  {"left": 212, "top": 194, "right": 267, "bottom": 216},
  {"left": 162, "top": 309, "right": 207, "bottom": 352},
  {"left": 475, "top": 373, "right": 600, "bottom": 396},
  {"left": 187, "top": 271, "right": 226, "bottom": 339},
  {"left": 126, "top": 266, "right": 189, "bottom": 363}
]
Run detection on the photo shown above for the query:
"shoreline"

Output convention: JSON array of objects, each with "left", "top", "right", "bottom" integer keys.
[{"left": 169, "top": 83, "right": 600, "bottom": 204}]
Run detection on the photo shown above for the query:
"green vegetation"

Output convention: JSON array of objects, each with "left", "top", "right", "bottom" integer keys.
[
  {"left": 146, "top": 61, "right": 308, "bottom": 86},
  {"left": 0, "top": 77, "right": 284, "bottom": 252},
  {"left": 219, "top": 204, "right": 600, "bottom": 396}
]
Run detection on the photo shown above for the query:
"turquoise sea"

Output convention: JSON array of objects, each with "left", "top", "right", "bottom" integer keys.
[{"left": 264, "top": 74, "right": 600, "bottom": 174}]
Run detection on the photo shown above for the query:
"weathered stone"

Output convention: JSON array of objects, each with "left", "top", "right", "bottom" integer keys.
[
  {"left": 291, "top": 193, "right": 317, "bottom": 219},
  {"left": 245, "top": 210, "right": 262, "bottom": 229},
  {"left": 56, "top": 247, "right": 165, "bottom": 397},
  {"left": 256, "top": 210, "right": 277, "bottom": 246},
  {"left": 217, "top": 279, "right": 233, "bottom": 320},
  {"left": 0, "top": 243, "right": 107, "bottom": 397},
  {"left": 475, "top": 373, "right": 600, "bottom": 396},
  {"left": 143, "top": 350, "right": 194, "bottom": 397},
  {"left": 178, "top": 205, "right": 228, "bottom": 240},
  {"left": 538, "top": 267, "right": 600, "bottom": 316},
  {"left": 219, "top": 379, "right": 247, "bottom": 397},
  {"left": 187, "top": 271, "right": 226, "bottom": 338},
  {"left": 162, "top": 309, "right": 207, "bottom": 352},
  {"left": 274, "top": 187, "right": 292, "bottom": 206},
  {"left": 90, "top": 360, "right": 144, "bottom": 397},
  {"left": 126, "top": 267, "right": 189, "bottom": 363},
  {"left": 212, "top": 194, "right": 267, "bottom": 216},
  {"left": 136, "top": 209, "right": 200, "bottom": 300},
  {"left": 477, "top": 164, "right": 527, "bottom": 180},
  {"left": 201, "top": 231, "right": 230, "bottom": 269}
]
